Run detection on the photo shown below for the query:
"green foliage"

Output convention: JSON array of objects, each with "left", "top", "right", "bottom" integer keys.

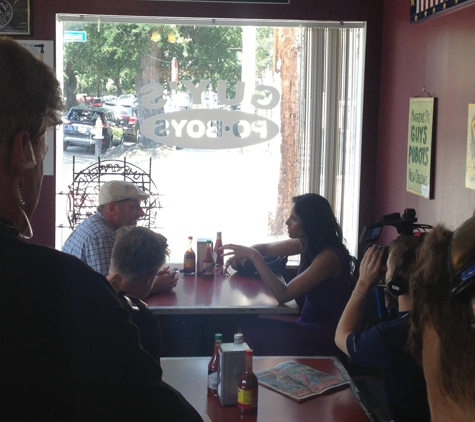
[
  {"left": 64, "top": 22, "right": 273, "bottom": 102},
  {"left": 172, "top": 25, "right": 242, "bottom": 92},
  {"left": 64, "top": 23, "right": 152, "bottom": 97},
  {"left": 256, "top": 27, "right": 274, "bottom": 82}
]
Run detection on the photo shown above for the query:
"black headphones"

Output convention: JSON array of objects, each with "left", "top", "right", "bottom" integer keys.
[
  {"left": 387, "top": 250, "right": 415, "bottom": 296},
  {"left": 448, "top": 216, "right": 475, "bottom": 333},
  {"left": 449, "top": 250, "right": 475, "bottom": 302},
  {"left": 450, "top": 262, "right": 475, "bottom": 304}
]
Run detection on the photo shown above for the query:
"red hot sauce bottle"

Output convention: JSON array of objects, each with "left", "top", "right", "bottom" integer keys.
[
  {"left": 237, "top": 349, "right": 258, "bottom": 415},
  {"left": 214, "top": 231, "right": 224, "bottom": 274},
  {"left": 207, "top": 333, "right": 223, "bottom": 396},
  {"left": 202, "top": 240, "right": 215, "bottom": 278}
]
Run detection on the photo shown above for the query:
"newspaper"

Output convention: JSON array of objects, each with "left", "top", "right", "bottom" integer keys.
[{"left": 255, "top": 360, "right": 350, "bottom": 402}]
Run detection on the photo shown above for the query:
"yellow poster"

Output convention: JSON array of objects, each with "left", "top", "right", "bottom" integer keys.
[
  {"left": 465, "top": 104, "right": 475, "bottom": 189},
  {"left": 407, "top": 97, "right": 434, "bottom": 199}
]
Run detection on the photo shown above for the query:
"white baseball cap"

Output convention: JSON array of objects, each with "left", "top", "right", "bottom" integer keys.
[{"left": 98, "top": 180, "right": 149, "bottom": 206}]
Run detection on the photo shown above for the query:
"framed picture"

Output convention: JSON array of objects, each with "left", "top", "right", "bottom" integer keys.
[
  {"left": 0, "top": 0, "right": 30, "bottom": 35},
  {"left": 140, "top": 0, "right": 288, "bottom": 2},
  {"left": 406, "top": 97, "right": 435, "bottom": 199},
  {"left": 465, "top": 104, "right": 475, "bottom": 190}
]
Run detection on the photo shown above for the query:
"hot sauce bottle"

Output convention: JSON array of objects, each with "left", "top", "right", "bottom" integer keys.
[
  {"left": 202, "top": 240, "right": 215, "bottom": 278},
  {"left": 183, "top": 236, "right": 196, "bottom": 274},
  {"left": 237, "top": 349, "right": 258, "bottom": 415},
  {"left": 208, "top": 333, "right": 223, "bottom": 396},
  {"left": 214, "top": 231, "right": 224, "bottom": 274}
]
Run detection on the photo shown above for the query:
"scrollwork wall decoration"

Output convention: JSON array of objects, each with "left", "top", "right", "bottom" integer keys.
[{"left": 66, "top": 157, "right": 162, "bottom": 230}]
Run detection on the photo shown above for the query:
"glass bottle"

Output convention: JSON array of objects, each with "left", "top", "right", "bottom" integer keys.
[
  {"left": 183, "top": 236, "right": 196, "bottom": 275},
  {"left": 214, "top": 231, "right": 224, "bottom": 274},
  {"left": 207, "top": 333, "right": 223, "bottom": 396},
  {"left": 237, "top": 349, "right": 258, "bottom": 415},
  {"left": 202, "top": 240, "right": 214, "bottom": 278}
]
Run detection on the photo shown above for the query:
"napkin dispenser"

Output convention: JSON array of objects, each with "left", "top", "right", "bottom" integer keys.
[
  {"left": 217, "top": 341, "right": 250, "bottom": 405},
  {"left": 197, "top": 238, "right": 213, "bottom": 272}
]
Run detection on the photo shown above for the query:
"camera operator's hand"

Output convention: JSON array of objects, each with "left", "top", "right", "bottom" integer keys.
[{"left": 356, "top": 244, "right": 385, "bottom": 293}]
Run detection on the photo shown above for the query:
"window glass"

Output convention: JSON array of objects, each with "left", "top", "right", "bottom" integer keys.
[{"left": 56, "top": 17, "right": 365, "bottom": 263}]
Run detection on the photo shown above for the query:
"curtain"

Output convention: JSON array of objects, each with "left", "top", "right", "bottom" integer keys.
[{"left": 299, "top": 26, "right": 366, "bottom": 255}]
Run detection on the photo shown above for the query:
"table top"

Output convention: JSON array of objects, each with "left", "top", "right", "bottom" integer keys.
[
  {"left": 161, "top": 356, "right": 372, "bottom": 422},
  {"left": 145, "top": 270, "right": 299, "bottom": 315}
]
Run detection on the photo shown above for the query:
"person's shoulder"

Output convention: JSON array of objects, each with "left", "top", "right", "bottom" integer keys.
[
  {"left": 320, "top": 245, "right": 348, "bottom": 261},
  {"left": 310, "top": 247, "right": 343, "bottom": 270},
  {"left": 78, "top": 212, "right": 109, "bottom": 230},
  {"left": 67, "top": 212, "right": 114, "bottom": 240},
  {"left": 118, "top": 292, "right": 149, "bottom": 312},
  {"left": 1, "top": 234, "right": 116, "bottom": 297},
  {"left": 364, "top": 317, "right": 409, "bottom": 344},
  {"left": 33, "top": 241, "right": 109, "bottom": 280}
]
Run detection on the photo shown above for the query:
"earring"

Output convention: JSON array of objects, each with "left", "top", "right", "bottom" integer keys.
[{"left": 13, "top": 177, "right": 25, "bottom": 206}]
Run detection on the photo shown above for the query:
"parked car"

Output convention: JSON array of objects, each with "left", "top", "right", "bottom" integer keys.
[
  {"left": 117, "top": 94, "right": 137, "bottom": 106},
  {"left": 91, "top": 95, "right": 118, "bottom": 107},
  {"left": 63, "top": 106, "right": 123, "bottom": 152},
  {"left": 104, "top": 104, "right": 140, "bottom": 143}
]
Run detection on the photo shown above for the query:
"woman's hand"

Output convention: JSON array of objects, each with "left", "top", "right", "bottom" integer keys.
[
  {"left": 221, "top": 244, "right": 260, "bottom": 270},
  {"left": 357, "top": 244, "right": 385, "bottom": 291}
]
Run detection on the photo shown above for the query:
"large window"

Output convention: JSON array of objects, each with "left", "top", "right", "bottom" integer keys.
[{"left": 55, "top": 15, "right": 365, "bottom": 262}]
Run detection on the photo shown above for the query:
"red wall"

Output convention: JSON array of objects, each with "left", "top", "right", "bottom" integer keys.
[
  {"left": 376, "top": 0, "right": 475, "bottom": 243},
  {"left": 24, "top": 0, "right": 383, "bottom": 247}
]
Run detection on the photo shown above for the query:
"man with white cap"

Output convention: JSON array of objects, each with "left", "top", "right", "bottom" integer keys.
[
  {"left": 63, "top": 180, "right": 149, "bottom": 275},
  {"left": 62, "top": 181, "right": 177, "bottom": 293}
]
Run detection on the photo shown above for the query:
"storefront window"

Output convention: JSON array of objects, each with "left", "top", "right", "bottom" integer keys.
[{"left": 56, "top": 16, "right": 365, "bottom": 262}]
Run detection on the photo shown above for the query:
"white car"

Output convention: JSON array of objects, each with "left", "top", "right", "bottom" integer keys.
[{"left": 117, "top": 94, "right": 137, "bottom": 106}]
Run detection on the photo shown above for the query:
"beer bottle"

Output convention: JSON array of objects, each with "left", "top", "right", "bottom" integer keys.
[
  {"left": 237, "top": 349, "right": 258, "bottom": 415},
  {"left": 183, "top": 236, "right": 196, "bottom": 275},
  {"left": 214, "top": 231, "right": 224, "bottom": 274},
  {"left": 208, "top": 333, "right": 223, "bottom": 396},
  {"left": 202, "top": 240, "right": 214, "bottom": 278}
]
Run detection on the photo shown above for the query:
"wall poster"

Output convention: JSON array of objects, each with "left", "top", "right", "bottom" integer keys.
[
  {"left": 465, "top": 104, "right": 475, "bottom": 189},
  {"left": 0, "top": 0, "right": 30, "bottom": 35},
  {"left": 407, "top": 97, "right": 435, "bottom": 199}
]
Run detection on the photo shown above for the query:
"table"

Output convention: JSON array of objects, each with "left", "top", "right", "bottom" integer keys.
[
  {"left": 145, "top": 270, "right": 299, "bottom": 315},
  {"left": 145, "top": 269, "right": 300, "bottom": 357},
  {"left": 161, "top": 356, "right": 373, "bottom": 422}
]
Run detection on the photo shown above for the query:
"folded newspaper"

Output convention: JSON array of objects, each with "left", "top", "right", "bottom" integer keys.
[{"left": 255, "top": 360, "right": 350, "bottom": 402}]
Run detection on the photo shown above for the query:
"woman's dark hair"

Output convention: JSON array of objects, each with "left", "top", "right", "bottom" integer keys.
[{"left": 292, "top": 193, "right": 350, "bottom": 266}]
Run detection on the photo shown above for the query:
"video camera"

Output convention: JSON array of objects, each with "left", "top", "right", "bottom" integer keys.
[
  {"left": 359, "top": 208, "right": 432, "bottom": 322},
  {"left": 359, "top": 208, "right": 432, "bottom": 245}
]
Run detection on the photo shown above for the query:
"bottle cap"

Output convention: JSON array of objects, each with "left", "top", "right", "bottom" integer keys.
[
  {"left": 215, "top": 333, "right": 223, "bottom": 341},
  {"left": 234, "top": 333, "right": 244, "bottom": 343}
]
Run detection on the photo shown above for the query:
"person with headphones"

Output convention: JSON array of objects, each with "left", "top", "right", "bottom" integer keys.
[
  {"left": 335, "top": 236, "right": 430, "bottom": 422},
  {"left": 408, "top": 218, "right": 475, "bottom": 422}
]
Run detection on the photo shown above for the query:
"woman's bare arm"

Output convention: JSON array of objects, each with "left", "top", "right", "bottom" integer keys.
[{"left": 223, "top": 243, "right": 341, "bottom": 304}]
